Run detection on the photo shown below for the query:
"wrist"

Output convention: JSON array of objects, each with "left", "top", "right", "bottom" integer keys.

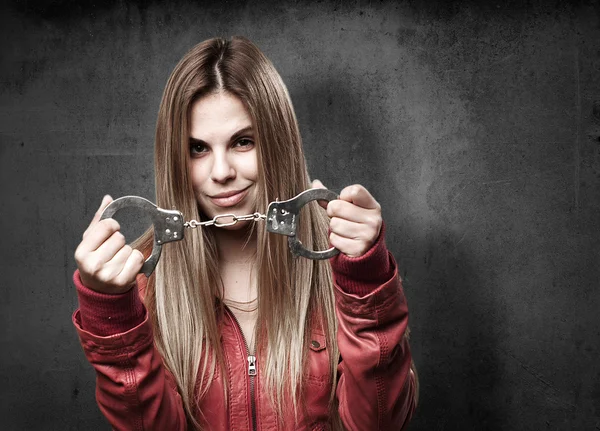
[
  {"left": 74, "top": 270, "right": 145, "bottom": 336},
  {"left": 330, "top": 222, "right": 395, "bottom": 296}
]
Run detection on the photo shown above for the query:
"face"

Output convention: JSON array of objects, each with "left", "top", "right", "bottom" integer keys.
[{"left": 188, "top": 92, "right": 258, "bottom": 229}]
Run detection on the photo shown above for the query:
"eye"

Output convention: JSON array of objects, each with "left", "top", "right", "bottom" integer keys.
[
  {"left": 190, "top": 143, "right": 208, "bottom": 156},
  {"left": 234, "top": 138, "right": 254, "bottom": 150}
]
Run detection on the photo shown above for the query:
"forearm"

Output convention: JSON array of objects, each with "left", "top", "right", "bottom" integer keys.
[
  {"left": 334, "top": 274, "right": 417, "bottom": 430},
  {"left": 331, "top": 228, "right": 417, "bottom": 429},
  {"left": 73, "top": 271, "right": 187, "bottom": 430}
]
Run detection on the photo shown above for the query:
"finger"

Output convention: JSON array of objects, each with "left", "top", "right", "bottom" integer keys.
[
  {"left": 94, "top": 230, "right": 127, "bottom": 261},
  {"left": 329, "top": 231, "right": 365, "bottom": 258},
  {"left": 80, "top": 218, "right": 121, "bottom": 253},
  {"left": 83, "top": 195, "right": 113, "bottom": 237},
  {"left": 77, "top": 229, "right": 126, "bottom": 277},
  {"left": 327, "top": 199, "right": 379, "bottom": 224},
  {"left": 329, "top": 217, "right": 368, "bottom": 240},
  {"left": 95, "top": 244, "right": 134, "bottom": 282},
  {"left": 113, "top": 249, "right": 145, "bottom": 287},
  {"left": 338, "top": 185, "right": 379, "bottom": 210}
]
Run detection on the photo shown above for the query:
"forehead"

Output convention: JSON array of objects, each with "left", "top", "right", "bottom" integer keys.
[{"left": 189, "top": 92, "right": 253, "bottom": 140}]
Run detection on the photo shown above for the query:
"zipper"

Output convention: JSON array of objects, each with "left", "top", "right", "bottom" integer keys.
[
  {"left": 248, "top": 355, "right": 257, "bottom": 431},
  {"left": 225, "top": 306, "right": 257, "bottom": 431}
]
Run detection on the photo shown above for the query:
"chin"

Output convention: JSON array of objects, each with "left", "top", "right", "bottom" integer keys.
[{"left": 220, "top": 221, "right": 253, "bottom": 231}]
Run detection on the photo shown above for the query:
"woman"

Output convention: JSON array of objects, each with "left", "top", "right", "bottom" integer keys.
[{"left": 73, "top": 36, "right": 417, "bottom": 430}]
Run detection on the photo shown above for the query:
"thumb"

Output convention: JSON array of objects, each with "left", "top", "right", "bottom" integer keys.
[
  {"left": 84, "top": 194, "right": 114, "bottom": 236},
  {"left": 93, "top": 195, "right": 113, "bottom": 222},
  {"left": 310, "top": 179, "right": 328, "bottom": 210},
  {"left": 311, "top": 179, "right": 326, "bottom": 189}
]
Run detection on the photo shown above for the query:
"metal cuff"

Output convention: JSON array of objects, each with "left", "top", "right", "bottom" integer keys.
[
  {"left": 266, "top": 188, "right": 339, "bottom": 260},
  {"left": 100, "top": 196, "right": 185, "bottom": 277}
]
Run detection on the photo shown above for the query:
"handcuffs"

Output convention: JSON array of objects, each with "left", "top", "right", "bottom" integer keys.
[{"left": 100, "top": 188, "right": 339, "bottom": 277}]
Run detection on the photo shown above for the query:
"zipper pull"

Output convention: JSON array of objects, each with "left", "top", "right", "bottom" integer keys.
[{"left": 247, "top": 355, "right": 257, "bottom": 376}]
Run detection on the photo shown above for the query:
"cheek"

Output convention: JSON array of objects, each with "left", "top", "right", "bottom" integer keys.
[
  {"left": 189, "top": 161, "right": 209, "bottom": 190},
  {"left": 243, "top": 152, "right": 259, "bottom": 180}
]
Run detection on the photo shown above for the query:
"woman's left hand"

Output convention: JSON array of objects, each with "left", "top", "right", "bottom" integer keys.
[{"left": 311, "top": 180, "right": 382, "bottom": 257}]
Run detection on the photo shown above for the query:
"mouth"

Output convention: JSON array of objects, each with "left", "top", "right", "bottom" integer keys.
[{"left": 208, "top": 186, "right": 251, "bottom": 208}]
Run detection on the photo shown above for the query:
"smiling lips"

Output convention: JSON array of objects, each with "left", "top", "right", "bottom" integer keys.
[{"left": 209, "top": 186, "right": 250, "bottom": 207}]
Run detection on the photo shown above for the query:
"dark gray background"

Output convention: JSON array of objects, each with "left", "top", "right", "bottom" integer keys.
[{"left": 1, "top": 0, "right": 599, "bottom": 429}]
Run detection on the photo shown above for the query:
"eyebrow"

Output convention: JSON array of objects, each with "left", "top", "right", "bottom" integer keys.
[
  {"left": 230, "top": 126, "right": 254, "bottom": 142},
  {"left": 188, "top": 126, "right": 254, "bottom": 146}
]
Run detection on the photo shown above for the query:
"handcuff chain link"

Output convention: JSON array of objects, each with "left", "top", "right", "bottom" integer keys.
[{"left": 184, "top": 212, "right": 266, "bottom": 229}]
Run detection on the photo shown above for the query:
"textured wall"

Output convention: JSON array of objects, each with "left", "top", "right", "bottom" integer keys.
[{"left": 1, "top": 1, "right": 599, "bottom": 429}]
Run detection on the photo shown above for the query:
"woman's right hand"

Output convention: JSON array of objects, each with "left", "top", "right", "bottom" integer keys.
[{"left": 74, "top": 195, "right": 145, "bottom": 294}]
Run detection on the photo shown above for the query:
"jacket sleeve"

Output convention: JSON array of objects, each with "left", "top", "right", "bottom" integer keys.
[
  {"left": 330, "top": 226, "right": 418, "bottom": 430},
  {"left": 72, "top": 271, "right": 188, "bottom": 431}
]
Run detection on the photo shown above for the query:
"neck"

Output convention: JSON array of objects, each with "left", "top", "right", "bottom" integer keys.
[
  {"left": 214, "top": 223, "right": 258, "bottom": 304},
  {"left": 214, "top": 223, "right": 257, "bottom": 264}
]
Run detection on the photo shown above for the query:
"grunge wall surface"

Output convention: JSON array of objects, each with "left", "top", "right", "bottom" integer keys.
[{"left": 1, "top": 1, "right": 599, "bottom": 429}]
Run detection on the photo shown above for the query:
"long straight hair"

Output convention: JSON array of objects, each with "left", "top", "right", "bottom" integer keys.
[{"left": 135, "top": 37, "right": 339, "bottom": 429}]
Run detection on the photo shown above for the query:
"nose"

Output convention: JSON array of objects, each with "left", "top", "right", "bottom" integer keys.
[{"left": 210, "top": 149, "right": 235, "bottom": 183}]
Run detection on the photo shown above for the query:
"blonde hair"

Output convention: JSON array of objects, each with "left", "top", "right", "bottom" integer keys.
[{"left": 135, "top": 37, "right": 339, "bottom": 429}]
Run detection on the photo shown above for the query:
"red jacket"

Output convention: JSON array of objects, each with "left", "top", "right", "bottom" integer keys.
[{"left": 73, "top": 230, "right": 417, "bottom": 430}]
